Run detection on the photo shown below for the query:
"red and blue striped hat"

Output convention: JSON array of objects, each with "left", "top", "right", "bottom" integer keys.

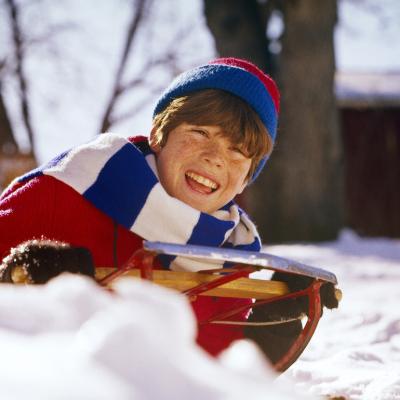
[{"left": 153, "top": 57, "right": 280, "bottom": 181}]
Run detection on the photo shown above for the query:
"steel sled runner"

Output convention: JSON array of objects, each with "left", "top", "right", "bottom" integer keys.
[{"left": 95, "top": 241, "right": 341, "bottom": 372}]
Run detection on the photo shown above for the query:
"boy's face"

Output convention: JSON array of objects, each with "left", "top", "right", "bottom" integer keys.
[{"left": 150, "top": 123, "right": 251, "bottom": 214}]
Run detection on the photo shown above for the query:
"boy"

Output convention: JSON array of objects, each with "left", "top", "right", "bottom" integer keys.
[{"left": 0, "top": 57, "right": 283, "bottom": 357}]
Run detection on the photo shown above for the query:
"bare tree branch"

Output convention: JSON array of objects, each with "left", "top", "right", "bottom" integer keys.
[
  {"left": 110, "top": 86, "right": 163, "bottom": 127},
  {"left": 102, "top": 47, "right": 180, "bottom": 128},
  {"left": 122, "top": 52, "right": 177, "bottom": 90},
  {"left": 24, "top": 22, "right": 79, "bottom": 48},
  {"left": 98, "top": 12, "right": 198, "bottom": 132},
  {"left": 5, "top": 0, "right": 35, "bottom": 156},
  {"left": 0, "top": 59, "right": 5, "bottom": 75},
  {"left": 99, "top": 0, "right": 149, "bottom": 133}
]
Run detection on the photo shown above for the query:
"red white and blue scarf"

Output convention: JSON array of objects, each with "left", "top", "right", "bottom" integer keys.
[{"left": 18, "top": 134, "right": 261, "bottom": 271}]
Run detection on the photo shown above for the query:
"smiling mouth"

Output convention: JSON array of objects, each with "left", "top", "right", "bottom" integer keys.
[{"left": 185, "top": 171, "right": 219, "bottom": 193}]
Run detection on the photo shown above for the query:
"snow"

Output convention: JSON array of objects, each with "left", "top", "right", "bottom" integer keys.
[
  {"left": 0, "top": 271, "right": 307, "bottom": 399},
  {"left": 1, "top": 229, "right": 399, "bottom": 399},
  {"left": 271, "top": 230, "right": 400, "bottom": 399}
]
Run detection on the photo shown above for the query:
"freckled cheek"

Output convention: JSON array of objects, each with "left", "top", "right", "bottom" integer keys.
[
  {"left": 231, "top": 163, "right": 246, "bottom": 176},
  {"left": 230, "top": 169, "right": 248, "bottom": 188},
  {"left": 177, "top": 147, "right": 199, "bottom": 163}
]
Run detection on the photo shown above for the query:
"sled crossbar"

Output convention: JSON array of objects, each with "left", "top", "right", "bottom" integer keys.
[
  {"left": 144, "top": 241, "right": 337, "bottom": 284},
  {"left": 96, "top": 268, "right": 289, "bottom": 299}
]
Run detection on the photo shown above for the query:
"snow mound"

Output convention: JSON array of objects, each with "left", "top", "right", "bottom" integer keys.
[{"left": 0, "top": 275, "right": 311, "bottom": 400}]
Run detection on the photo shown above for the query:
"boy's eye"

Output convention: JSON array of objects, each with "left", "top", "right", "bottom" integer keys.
[
  {"left": 195, "top": 129, "right": 207, "bottom": 135},
  {"left": 231, "top": 147, "right": 246, "bottom": 156},
  {"left": 192, "top": 129, "right": 208, "bottom": 137}
]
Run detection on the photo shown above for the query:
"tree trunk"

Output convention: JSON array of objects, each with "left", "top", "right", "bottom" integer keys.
[
  {"left": 251, "top": 0, "right": 343, "bottom": 242},
  {"left": 204, "top": 0, "right": 274, "bottom": 74},
  {"left": 203, "top": 0, "right": 343, "bottom": 242},
  {"left": 6, "top": 0, "right": 36, "bottom": 156},
  {"left": 0, "top": 84, "right": 18, "bottom": 153},
  {"left": 0, "top": 85, "right": 36, "bottom": 190}
]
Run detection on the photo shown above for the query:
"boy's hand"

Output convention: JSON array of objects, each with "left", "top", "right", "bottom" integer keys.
[
  {"left": 244, "top": 298, "right": 304, "bottom": 364},
  {"left": 271, "top": 271, "right": 340, "bottom": 313},
  {"left": 0, "top": 241, "right": 95, "bottom": 284},
  {"left": 244, "top": 272, "right": 340, "bottom": 364}
]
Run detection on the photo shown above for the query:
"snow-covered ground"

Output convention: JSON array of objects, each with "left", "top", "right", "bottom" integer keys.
[
  {"left": 0, "top": 229, "right": 399, "bottom": 399},
  {"left": 272, "top": 230, "right": 400, "bottom": 400}
]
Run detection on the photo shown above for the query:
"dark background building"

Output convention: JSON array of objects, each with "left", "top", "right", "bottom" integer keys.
[{"left": 336, "top": 71, "right": 400, "bottom": 237}]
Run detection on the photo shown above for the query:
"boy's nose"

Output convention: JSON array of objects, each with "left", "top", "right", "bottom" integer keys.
[{"left": 202, "top": 148, "right": 224, "bottom": 168}]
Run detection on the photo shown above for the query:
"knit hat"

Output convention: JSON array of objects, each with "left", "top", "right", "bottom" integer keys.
[{"left": 153, "top": 57, "right": 280, "bottom": 181}]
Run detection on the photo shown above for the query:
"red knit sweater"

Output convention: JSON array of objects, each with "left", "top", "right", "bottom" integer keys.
[{"left": 0, "top": 174, "right": 247, "bottom": 355}]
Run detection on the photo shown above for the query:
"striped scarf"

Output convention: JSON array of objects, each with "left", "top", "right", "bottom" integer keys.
[{"left": 19, "top": 134, "right": 261, "bottom": 272}]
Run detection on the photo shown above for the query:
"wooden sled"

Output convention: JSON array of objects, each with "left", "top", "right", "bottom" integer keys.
[{"left": 96, "top": 241, "right": 341, "bottom": 372}]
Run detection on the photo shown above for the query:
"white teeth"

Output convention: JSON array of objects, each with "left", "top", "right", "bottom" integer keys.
[{"left": 186, "top": 172, "right": 218, "bottom": 190}]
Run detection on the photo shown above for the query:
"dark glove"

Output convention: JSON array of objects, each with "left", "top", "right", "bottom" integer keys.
[
  {"left": 0, "top": 239, "right": 95, "bottom": 284},
  {"left": 270, "top": 271, "right": 340, "bottom": 313},
  {"left": 244, "top": 272, "right": 340, "bottom": 365},
  {"left": 244, "top": 297, "right": 304, "bottom": 364}
]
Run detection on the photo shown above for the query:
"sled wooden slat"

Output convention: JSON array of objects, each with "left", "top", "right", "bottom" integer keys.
[{"left": 96, "top": 268, "right": 289, "bottom": 299}]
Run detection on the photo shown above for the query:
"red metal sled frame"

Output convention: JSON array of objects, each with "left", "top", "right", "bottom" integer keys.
[{"left": 98, "top": 248, "right": 323, "bottom": 372}]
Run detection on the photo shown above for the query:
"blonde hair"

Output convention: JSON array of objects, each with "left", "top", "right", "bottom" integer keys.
[{"left": 152, "top": 89, "right": 273, "bottom": 180}]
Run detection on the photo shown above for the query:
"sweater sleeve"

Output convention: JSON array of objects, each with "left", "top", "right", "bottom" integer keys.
[{"left": 0, "top": 177, "right": 56, "bottom": 259}]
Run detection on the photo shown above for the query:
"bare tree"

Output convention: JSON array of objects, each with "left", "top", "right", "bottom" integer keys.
[
  {"left": 1, "top": 0, "right": 205, "bottom": 165},
  {"left": 0, "top": 0, "right": 37, "bottom": 189},
  {"left": 0, "top": 0, "right": 79, "bottom": 164},
  {"left": 0, "top": 64, "right": 36, "bottom": 191},
  {"left": 4, "top": 0, "right": 35, "bottom": 155},
  {"left": 98, "top": 0, "right": 190, "bottom": 134},
  {"left": 99, "top": 0, "right": 149, "bottom": 133}
]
